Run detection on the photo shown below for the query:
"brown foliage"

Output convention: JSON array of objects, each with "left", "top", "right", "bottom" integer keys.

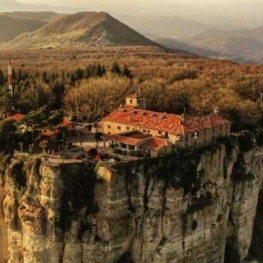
[{"left": 0, "top": 46, "right": 263, "bottom": 130}]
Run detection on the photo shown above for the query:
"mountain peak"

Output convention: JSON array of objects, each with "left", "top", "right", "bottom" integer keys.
[{"left": 2, "top": 11, "right": 158, "bottom": 49}]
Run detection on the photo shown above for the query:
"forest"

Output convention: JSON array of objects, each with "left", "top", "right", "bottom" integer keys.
[{"left": 0, "top": 46, "right": 263, "bottom": 139}]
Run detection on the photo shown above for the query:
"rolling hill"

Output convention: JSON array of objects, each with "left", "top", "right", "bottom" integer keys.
[
  {"left": 156, "top": 26, "right": 263, "bottom": 64},
  {"left": 0, "top": 12, "right": 158, "bottom": 49},
  {"left": 0, "top": 15, "right": 47, "bottom": 42}
]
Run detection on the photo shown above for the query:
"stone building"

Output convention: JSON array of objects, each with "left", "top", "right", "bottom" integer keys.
[{"left": 102, "top": 94, "right": 231, "bottom": 157}]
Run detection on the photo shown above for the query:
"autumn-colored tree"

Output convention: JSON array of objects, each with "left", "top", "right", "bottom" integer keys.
[
  {"left": 1, "top": 46, "right": 263, "bottom": 133},
  {"left": 63, "top": 75, "right": 132, "bottom": 121}
]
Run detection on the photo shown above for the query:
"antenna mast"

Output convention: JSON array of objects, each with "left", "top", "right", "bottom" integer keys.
[{"left": 8, "top": 60, "right": 13, "bottom": 97}]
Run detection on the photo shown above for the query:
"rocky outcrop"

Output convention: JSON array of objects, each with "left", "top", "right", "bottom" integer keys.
[{"left": 0, "top": 144, "right": 262, "bottom": 263}]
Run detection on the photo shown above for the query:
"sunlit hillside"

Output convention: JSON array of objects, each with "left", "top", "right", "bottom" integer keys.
[{"left": 0, "top": 12, "right": 157, "bottom": 49}]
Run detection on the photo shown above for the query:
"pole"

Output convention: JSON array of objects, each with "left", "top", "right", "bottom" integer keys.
[{"left": 8, "top": 60, "right": 13, "bottom": 97}]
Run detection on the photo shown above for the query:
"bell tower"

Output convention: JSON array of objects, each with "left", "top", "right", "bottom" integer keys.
[
  {"left": 125, "top": 93, "right": 139, "bottom": 107},
  {"left": 125, "top": 93, "right": 147, "bottom": 109}
]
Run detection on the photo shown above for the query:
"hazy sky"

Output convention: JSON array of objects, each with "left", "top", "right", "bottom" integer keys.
[
  {"left": 18, "top": 0, "right": 263, "bottom": 15},
  {"left": 4, "top": 0, "right": 263, "bottom": 26}
]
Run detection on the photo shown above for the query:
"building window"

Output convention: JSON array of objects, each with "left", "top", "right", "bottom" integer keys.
[
  {"left": 143, "top": 129, "right": 146, "bottom": 133},
  {"left": 204, "top": 138, "right": 206, "bottom": 143},
  {"left": 147, "top": 130, "right": 150, "bottom": 133},
  {"left": 128, "top": 145, "right": 135, "bottom": 150},
  {"left": 192, "top": 131, "right": 198, "bottom": 138},
  {"left": 117, "top": 126, "right": 121, "bottom": 130},
  {"left": 220, "top": 126, "right": 222, "bottom": 131},
  {"left": 130, "top": 99, "right": 133, "bottom": 104},
  {"left": 158, "top": 130, "right": 162, "bottom": 135},
  {"left": 127, "top": 126, "right": 130, "bottom": 130},
  {"left": 121, "top": 143, "right": 126, "bottom": 148},
  {"left": 186, "top": 135, "right": 189, "bottom": 142},
  {"left": 108, "top": 125, "right": 111, "bottom": 129},
  {"left": 133, "top": 127, "right": 136, "bottom": 130}
]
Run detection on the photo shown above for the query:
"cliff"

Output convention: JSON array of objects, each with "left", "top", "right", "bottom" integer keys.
[{"left": 0, "top": 143, "right": 262, "bottom": 263}]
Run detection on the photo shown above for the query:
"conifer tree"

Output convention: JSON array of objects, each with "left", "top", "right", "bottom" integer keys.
[
  {"left": 111, "top": 62, "right": 121, "bottom": 75},
  {"left": 122, "top": 64, "right": 132, "bottom": 79},
  {"left": 0, "top": 69, "right": 5, "bottom": 86}
]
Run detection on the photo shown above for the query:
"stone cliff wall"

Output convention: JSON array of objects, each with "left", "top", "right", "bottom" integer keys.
[
  {"left": 246, "top": 187, "right": 263, "bottom": 262},
  {"left": 0, "top": 144, "right": 262, "bottom": 263}
]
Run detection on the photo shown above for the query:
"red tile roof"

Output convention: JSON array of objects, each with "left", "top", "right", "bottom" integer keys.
[
  {"left": 103, "top": 106, "right": 230, "bottom": 136},
  {"left": 103, "top": 134, "right": 142, "bottom": 145},
  {"left": 103, "top": 106, "right": 184, "bottom": 135},
  {"left": 61, "top": 117, "right": 71, "bottom": 127},
  {"left": 184, "top": 114, "right": 230, "bottom": 133},
  {"left": 141, "top": 137, "right": 173, "bottom": 151},
  {"left": 103, "top": 132, "right": 173, "bottom": 151},
  {"left": 8, "top": 113, "right": 24, "bottom": 121}
]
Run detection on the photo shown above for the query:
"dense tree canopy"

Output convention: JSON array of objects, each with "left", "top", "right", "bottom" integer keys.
[
  {"left": 20, "top": 106, "right": 64, "bottom": 130},
  {"left": 0, "top": 48, "right": 263, "bottom": 134}
]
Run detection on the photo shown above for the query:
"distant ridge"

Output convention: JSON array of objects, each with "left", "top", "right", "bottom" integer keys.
[
  {"left": 156, "top": 25, "right": 263, "bottom": 64},
  {"left": 0, "top": 0, "right": 85, "bottom": 14},
  {"left": 1, "top": 12, "right": 158, "bottom": 49},
  {"left": 0, "top": 11, "right": 61, "bottom": 22},
  {"left": 0, "top": 15, "right": 47, "bottom": 42},
  {"left": 114, "top": 14, "right": 245, "bottom": 40}
]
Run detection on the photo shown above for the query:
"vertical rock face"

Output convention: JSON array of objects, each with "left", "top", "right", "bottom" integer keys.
[
  {"left": 0, "top": 145, "right": 262, "bottom": 263},
  {"left": 247, "top": 187, "right": 263, "bottom": 263}
]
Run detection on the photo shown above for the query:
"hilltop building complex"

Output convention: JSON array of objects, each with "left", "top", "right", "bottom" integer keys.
[{"left": 102, "top": 94, "right": 231, "bottom": 157}]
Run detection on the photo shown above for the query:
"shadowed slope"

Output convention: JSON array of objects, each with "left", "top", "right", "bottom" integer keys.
[{"left": 0, "top": 15, "right": 47, "bottom": 42}]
